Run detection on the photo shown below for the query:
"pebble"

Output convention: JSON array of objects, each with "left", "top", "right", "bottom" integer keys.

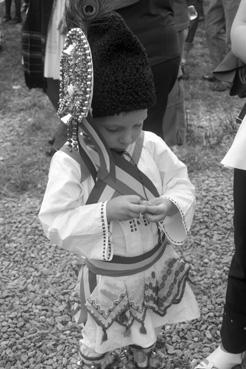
[{"left": 0, "top": 167, "right": 235, "bottom": 369}]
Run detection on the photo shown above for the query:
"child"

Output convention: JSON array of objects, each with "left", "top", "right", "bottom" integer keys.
[{"left": 39, "top": 12, "right": 199, "bottom": 369}]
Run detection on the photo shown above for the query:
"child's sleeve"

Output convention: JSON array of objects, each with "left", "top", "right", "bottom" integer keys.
[
  {"left": 151, "top": 134, "right": 195, "bottom": 245},
  {"left": 38, "top": 151, "right": 112, "bottom": 261}
]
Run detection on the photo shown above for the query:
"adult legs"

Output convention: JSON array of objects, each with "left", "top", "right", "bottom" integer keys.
[
  {"left": 14, "top": 0, "right": 21, "bottom": 21},
  {"left": 163, "top": 30, "right": 186, "bottom": 146},
  {"left": 221, "top": 169, "right": 246, "bottom": 353},
  {"left": 4, "top": 0, "right": 12, "bottom": 20},
  {"left": 203, "top": 0, "right": 226, "bottom": 70},
  {"left": 222, "top": 0, "right": 240, "bottom": 47},
  {"left": 162, "top": 75, "right": 185, "bottom": 147},
  {"left": 143, "top": 56, "right": 180, "bottom": 138}
]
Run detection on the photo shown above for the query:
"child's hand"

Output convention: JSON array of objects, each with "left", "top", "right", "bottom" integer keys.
[
  {"left": 106, "top": 195, "right": 147, "bottom": 222},
  {"left": 143, "top": 198, "right": 178, "bottom": 222}
]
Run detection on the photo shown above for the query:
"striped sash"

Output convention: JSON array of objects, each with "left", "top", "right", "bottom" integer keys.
[
  {"left": 78, "top": 118, "right": 159, "bottom": 203},
  {"left": 86, "top": 238, "right": 166, "bottom": 277}
]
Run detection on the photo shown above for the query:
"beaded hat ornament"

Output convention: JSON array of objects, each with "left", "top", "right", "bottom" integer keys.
[{"left": 57, "top": 27, "right": 93, "bottom": 151}]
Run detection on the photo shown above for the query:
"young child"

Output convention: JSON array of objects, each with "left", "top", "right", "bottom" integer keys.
[{"left": 39, "top": 12, "right": 200, "bottom": 369}]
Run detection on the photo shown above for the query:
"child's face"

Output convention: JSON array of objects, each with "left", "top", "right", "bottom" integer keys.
[{"left": 91, "top": 109, "right": 147, "bottom": 151}]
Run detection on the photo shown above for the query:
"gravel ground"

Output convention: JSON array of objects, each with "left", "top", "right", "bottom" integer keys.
[
  {"left": 0, "top": 158, "right": 235, "bottom": 369},
  {"left": 0, "top": 19, "right": 242, "bottom": 369}
]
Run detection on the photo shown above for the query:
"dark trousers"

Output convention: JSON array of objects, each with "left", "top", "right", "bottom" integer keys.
[
  {"left": 143, "top": 56, "right": 180, "bottom": 138},
  {"left": 46, "top": 78, "right": 59, "bottom": 110},
  {"left": 5, "top": 0, "right": 21, "bottom": 19},
  {"left": 45, "top": 78, "right": 67, "bottom": 150},
  {"left": 221, "top": 169, "right": 246, "bottom": 353}
]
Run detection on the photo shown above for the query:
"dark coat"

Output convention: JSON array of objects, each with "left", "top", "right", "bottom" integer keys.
[{"left": 22, "top": 0, "right": 54, "bottom": 89}]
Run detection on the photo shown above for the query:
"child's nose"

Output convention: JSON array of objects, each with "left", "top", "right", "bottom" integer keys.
[{"left": 120, "top": 131, "right": 134, "bottom": 146}]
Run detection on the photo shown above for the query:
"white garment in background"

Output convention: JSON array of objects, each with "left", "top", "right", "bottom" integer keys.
[
  {"left": 221, "top": 115, "right": 246, "bottom": 170},
  {"left": 44, "top": 0, "right": 66, "bottom": 80}
]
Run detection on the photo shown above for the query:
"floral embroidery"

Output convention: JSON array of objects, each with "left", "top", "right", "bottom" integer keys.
[
  {"left": 144, "top": 258, "right": 189, "bottom": 315},
  {"left": 84, "top": 257, "right": 190, "bottom": 342}
]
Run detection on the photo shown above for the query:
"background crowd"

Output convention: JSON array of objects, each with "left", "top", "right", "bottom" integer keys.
[{"left": 1, "top": 0, "right": 243, "bottom": 147}]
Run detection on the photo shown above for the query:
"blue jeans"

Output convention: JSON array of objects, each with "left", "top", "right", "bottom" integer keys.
[{"left": 203, "top": 0, "right": 240, "bottom": 69}]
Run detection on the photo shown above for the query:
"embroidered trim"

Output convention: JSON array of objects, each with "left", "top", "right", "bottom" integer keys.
[
  {"left": 158, "top": 196, "right": 189, "bottom": 245},
  {"left": 129, "top": 219, "right": 138, "bottom": 232},
  {"left": 85, "top": 257, "right": 190, "bottom": 341},
  {"left": 101, "top": 202, "right": 112, "bottom": 261},
  {"left": 107, "top": 223, "right": 112, "bottom": 260},
  {"left": 144, "top": 259, "right": 189, "bottom": 316}
]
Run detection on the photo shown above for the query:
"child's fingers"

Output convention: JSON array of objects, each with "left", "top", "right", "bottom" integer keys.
[
  {"left": 145, "top": 204, "right": 163, "bottom": 215},
  {"left": 130, "top": 203, "right": 147, "bottom": 217},
  {"left": 126, "top": 195, "right": 142, "bottom": 204},
  {"left": 144, "top": 213, "right": 163, "bottom": 222}
]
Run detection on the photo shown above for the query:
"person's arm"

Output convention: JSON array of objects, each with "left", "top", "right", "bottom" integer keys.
[
  {"left": 39, "top": 151, "right": 112, "bottom": 261},
  {"left": 231, "top": 0, "right": 246, "bottom": 63},
  {"left": 142, "top": 132, "right": 196, "bottom": 245}
]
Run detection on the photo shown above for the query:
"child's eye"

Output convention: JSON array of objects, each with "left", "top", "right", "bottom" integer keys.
[{"left": 106, "top": 128, "right": 119, "bottom": 133}]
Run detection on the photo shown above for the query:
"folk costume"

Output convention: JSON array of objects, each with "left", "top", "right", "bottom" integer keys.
[{"left": 39, "top": 12, "right": 199, "bottom": 368}]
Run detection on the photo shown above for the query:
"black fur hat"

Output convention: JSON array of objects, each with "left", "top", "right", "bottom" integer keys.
[
  {"left": 58, "top": 12, "right": 156, "bottom": 150},
  {"left": 88, "top": 12, "right": 156, "bottom": 117}
]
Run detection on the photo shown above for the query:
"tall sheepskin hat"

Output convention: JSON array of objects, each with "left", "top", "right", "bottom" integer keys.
[
  {"left": 57, "top": 12, "right": 156, "bottom": 150},
  {"left": 88, "top": 12, "right": 156, "bottom": 117}
]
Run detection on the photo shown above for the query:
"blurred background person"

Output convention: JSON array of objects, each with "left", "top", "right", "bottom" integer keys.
[
  {"left": 161, "top": 0, "right": 190, "bottom": 147},
  {"left": 22, "top": 0, "right": 181, "bottom": 152},
  {"left": 22, "top": 0, "right": 54, "bottom": 91},
  {"left": 202, "top": 0, "right": 240, "bottom": 91},
  {"left": 22, "top": 0, "right": 65, "bottom": 154},
  {"left": 3, "top": 0, "right": 21, "bottom": 23},
  {"left": 182, "top": 0, "right": 202, "bottom": 80},
  {"left": 21, "top": 0, "right": 29, "bottom": 13},
  {"left": 118, "top": 0, "right": 181, "bottom": 139},
  {"left": 0, "top": 0, "right": 4, "bottom": 50}
]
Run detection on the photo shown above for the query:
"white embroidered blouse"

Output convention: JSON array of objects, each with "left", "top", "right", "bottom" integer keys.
[{"left": 39, "top": 131, "right": 199, "bottom": 353}]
